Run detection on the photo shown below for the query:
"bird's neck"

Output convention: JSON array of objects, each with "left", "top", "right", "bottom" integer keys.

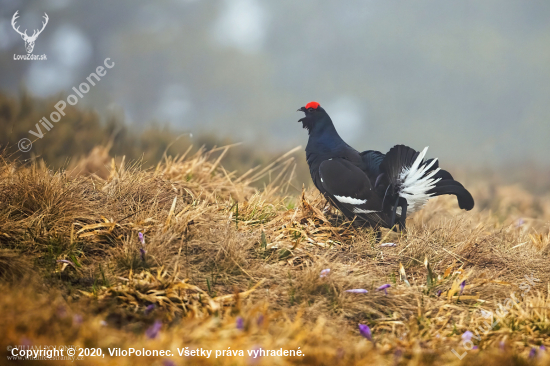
[{"left": 306, "top": 123, "right": 348, "bottom": 154}]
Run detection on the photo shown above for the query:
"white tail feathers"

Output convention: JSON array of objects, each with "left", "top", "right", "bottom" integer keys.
[{"left": 398, "top": 146, "right": 441, "bottom": 213}]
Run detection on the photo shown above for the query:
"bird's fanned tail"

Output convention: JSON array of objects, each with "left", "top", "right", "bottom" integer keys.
[{"left": 380, "top": 145, "right": 474, "bottom": 224}]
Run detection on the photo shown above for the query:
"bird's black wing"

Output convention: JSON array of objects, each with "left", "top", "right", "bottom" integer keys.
[
  {"left": 318, "top": 158, "right": 389, "bottom": 226},
  {"left": 359, "top": 150, "right": 385, "bottom": 178}
]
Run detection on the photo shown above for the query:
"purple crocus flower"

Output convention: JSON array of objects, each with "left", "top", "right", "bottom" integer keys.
[
  {"left": 248, "top": 345, "right": 262, "bottom": 365},
  {"left": 257, "top": 314, "right": 264, "bottom": 326},
  {"left": 57, "top": 305, "right": 68, "bottom": 318},
  {"left": 358, "top": 323, "right": 372, "bottom": 342},
  {"left": 236, "top": 317, "right": 244, "bottom": 330},
  {"left": 146, "top": 320, "right": 162, "bottom": 339},
  {"left": 462, "top": 330, "right": 473, "bottom": 342},
  {"left": 163, "top": 360, "right": 176, "bottom": 366},
  {"left": 472, "top": 346, "right": 478, "bottom": 350},
  {"left": 320, "top": 269, "right": 330, "bottom": 278},
  {"left": 541, "top": 345, "right": 547, "bottom": 352},
  {"left": 529, "top": 347, "right": 537, "bottom": 358},
  {"left": 499, "top": 341, "right": 505, "bottom": 350},
  {"left": 73, "top": 314, "right": 83, "bottom": 325},
  {"left": 138, "top": 232, "right": 146, "bottom": 260},
  {"left": 140, "top": 248, "right": 146, "bottom": 261},
  {"left": 345, "top": 289, "right": 368, "bottom": 294},
  {"left": 145, "top": 304, "right": 155, "bottom": 315},
  {"left": 459, "top": 280, "right": 466, "bottom": 295},
  {"left": 56, "top": 259, "right": 76, "bottom": 268},
  {"left": 377, "top": 284, "right": 391, "bottom": 295},
  {"left": 436, "top": 290, "right": 442, "bottom": 297},
  {"left": 394, "top": 349, "right": 403, "bottom": 361}
]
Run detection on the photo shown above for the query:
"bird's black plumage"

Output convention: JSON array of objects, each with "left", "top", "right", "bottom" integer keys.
[{"left": 298, "top": 102, "right": 474, "bottom": 230}]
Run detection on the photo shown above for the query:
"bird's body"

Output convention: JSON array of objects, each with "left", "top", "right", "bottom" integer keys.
[{"left": 298, "top": 101, "right": 474, "bottom": 230}]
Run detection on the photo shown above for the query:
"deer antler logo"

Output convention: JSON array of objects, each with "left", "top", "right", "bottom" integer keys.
[{"left": 11, "top": 11, "right": 49, "bottom": 54}]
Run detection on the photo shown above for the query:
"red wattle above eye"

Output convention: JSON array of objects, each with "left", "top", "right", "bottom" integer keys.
[{"left": 305, "top": 101, "right": 320, "bottom": 109}]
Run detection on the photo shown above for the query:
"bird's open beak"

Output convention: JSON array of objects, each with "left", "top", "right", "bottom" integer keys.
[{"left": 297, "top": 107, "right": 306, "bottom": 122}]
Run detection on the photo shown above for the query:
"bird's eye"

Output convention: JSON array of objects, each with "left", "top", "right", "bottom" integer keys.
[{"left": 308, "top": 108, "right": 314, "bottom": 112}]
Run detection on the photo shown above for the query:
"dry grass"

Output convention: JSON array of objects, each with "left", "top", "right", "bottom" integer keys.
[{"left": 1, "top": 146, "right": 550, "bottom": 366}]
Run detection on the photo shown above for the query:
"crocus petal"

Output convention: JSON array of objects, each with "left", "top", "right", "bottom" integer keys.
[
  {"left": 57, "top": 305, "right": 68, "bottom": 318},
  {"left": 529, "top": 347, "right": 537, "bottom": 358},
  {"left": 248, "top": 346, "right": 262, "bottom": 365},
  {"left": 138, "top": 232, "right": 145, "bottom": 245},
  {"left": 145, "top": 304, "right": 155, "bottom": 315},
  {"left": 540, "top": 345, "right": 546, "bottom": 352},
  {"left": 436, "top": 290, "right": 442, "bottom": 297},
  {"left": 146, "top": 320, "right": 162, "bottom": 339},
  {"left": 459, "top": 280, "right": 466, "bottom": 295},
  {"left": 377, "top": 284, "right": 391, "bottom": 295},
  {"left": 320, "top": 268, "right": 330, "bottom": 278},
  {"left": 462, "top": 330, "right": 473, "bottom": 342},
  {"left": 472, "top": 346, "right": 478, "bottom": 350},
  {"left": 236, "top": 317, "right": 244, "bottom": 330},
  {"left": 394, "top": 349, "right": 403, "bottom": 360},
  {"left": 358, "top": 323, "right": 372, "bottom": 341},
  {"left": 140, "top": 248, "right": 146, "bottom": 261},
  {"left": 56, "top": 259, "right": 76, "bottom": 268},
  {"left": 345, "top": 289, "right": 368, "bottom": 293}
]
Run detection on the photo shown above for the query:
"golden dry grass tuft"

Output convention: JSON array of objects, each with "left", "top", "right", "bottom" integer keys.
[{"left": 1, "top": 146, "right": 550, "bottom": 366}]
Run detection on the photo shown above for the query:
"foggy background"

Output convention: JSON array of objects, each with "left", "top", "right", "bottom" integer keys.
[{"left": 1, "top": 0, "right": 550, "bottom": 167}]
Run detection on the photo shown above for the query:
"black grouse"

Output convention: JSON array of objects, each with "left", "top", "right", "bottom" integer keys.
[{"left": 298, "top": 101, "right": 474, "bottom": 230}]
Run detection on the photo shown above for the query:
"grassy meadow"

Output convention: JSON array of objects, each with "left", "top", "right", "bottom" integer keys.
[{"left": 1, "top": 92, "right": 550, "bottom": 365}]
